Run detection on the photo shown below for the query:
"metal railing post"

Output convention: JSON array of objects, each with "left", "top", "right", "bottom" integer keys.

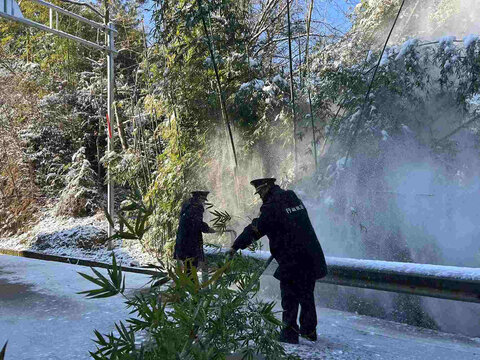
[{"left": 106, "top": 21, "right": 115, "bottom": 247}]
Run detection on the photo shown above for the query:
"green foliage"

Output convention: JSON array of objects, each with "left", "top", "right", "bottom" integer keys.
[
  {"left": 78, "top": 253, "right": 126, "bottom": 298},
  {"left": 140, "top": 116, "right": 206, "bottom": 257},
  {"left": 312, "top": 36, "right": 480, "bottom": 156},
  {"left": 80, "top": 253, "right": 298, "bottom": 360},
  {"left": 208, "top": 207, "right": 232, "bottom": 233},
  {"left": 106, "top": 188, "right": 154, "bottom": 242}
]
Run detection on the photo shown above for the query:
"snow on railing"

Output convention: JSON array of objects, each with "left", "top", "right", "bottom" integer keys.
[{"left": 205, "top": 247, "right": 480, "bottom": 304}]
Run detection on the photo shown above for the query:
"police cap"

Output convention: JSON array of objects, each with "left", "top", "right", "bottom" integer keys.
[
  {"left": 250, "top": 178, "right": 276, "bottom": 193},
  {"left": 191, "top": 191, "right": 210, "bottom": 199}
]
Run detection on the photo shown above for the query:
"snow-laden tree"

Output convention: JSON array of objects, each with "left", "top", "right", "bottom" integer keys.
[{"left": 56, "top": 147, "right": 100, "bottom": 217}]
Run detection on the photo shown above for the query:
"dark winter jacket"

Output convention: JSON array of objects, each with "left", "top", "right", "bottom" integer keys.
[
  {"left": 232, "top": 185, "right": 328, "bottom": 281},
  {"left": 174, "top": 197, "right": 212, "bottom": 264}
]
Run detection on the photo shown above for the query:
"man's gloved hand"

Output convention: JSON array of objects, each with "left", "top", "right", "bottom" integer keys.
[{"left": 226, "top": 247, "right": 237, "bottom": 259}]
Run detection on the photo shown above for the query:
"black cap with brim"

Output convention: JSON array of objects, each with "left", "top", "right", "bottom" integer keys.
[
  {"left": 250, "top": 178, "right": 276, "bottom": 193},
  {"left": 191, "top": 191, "right": 210, "bottom": 199}
]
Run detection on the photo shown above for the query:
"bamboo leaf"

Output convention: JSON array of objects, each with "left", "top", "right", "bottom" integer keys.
[
  {"left": 103, "top": 208, "right": 115, "bottom": 228},
  {"left": 117, "top": 212, "right": 135, "bottom": 234},
  {"left": 77, "top": 271, "right": 106, "bottom": 288},
  {"left": 116, "top": 232, "right": 138, "bottom": 240}
]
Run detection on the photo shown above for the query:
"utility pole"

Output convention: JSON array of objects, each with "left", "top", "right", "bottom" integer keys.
[
  {"left": 107, "top": 20, "right": 115, "bottom": 246},
  {"left": 103, "top": 0, "right": 115, "bottom": 247}
]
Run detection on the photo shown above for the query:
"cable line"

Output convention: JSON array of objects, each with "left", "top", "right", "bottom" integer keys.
[{"left": 345, "top": 0, "right": 406, "bottom": 163}]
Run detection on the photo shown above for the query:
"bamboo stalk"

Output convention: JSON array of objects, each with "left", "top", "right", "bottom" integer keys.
[
  {"left": 304, "top": 0, "right": 317, "bottom": 172},
  {"left": 197, "top": 0, "right": 238, "bottom": 169},
  {"left": 286, "top": 0, "right": 298, "bottom": 172}
]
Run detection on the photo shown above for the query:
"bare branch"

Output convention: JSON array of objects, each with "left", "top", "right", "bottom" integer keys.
[
  {"left": 251, "top": 0, "right": 280, "bottom": 39},
  {"left": 249, "top": 1, "right": 288, "bottom": 45},
  {"left": 253, "top": 33, "right": 326, "bottom": 58},
  {"left": 57, "top": 0, "right": 104, "bottom": 18}
]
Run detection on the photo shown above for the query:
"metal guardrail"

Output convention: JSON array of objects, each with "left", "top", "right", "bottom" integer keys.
[
  {"left": 2, "top": 247, "right": 480, "bottom": 304},
  {"left": 206, "top": 249, "right": 480, "bottom": 304},
  {"left": 29, "top": 0, "right": 114, "bottom": 32},
  {"left": 320, "top": 257, "right": 480, "bottom": 304},
  {"left": 0, "top": 0, "right": 117, "bottom": 52},
  {"left": 0, "top": 11, "right": 107, "bottom": 51},
  {"left": 0, "top": 248, "right": 158, "bottom": 275}
]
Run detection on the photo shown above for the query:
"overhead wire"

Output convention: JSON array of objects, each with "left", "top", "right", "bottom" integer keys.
[{"left": 344, "top": 0, "right": 406, "bottom": 163}]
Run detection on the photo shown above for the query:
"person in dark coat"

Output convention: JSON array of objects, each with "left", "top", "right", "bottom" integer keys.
[
  {"left": 227, "top": 178, "right": 327, "bottom": 344},
  {"left": 174, "top": 191, "right": 216, "bottom": 273}
]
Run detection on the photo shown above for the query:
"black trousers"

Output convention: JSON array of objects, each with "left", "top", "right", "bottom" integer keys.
[{"left": 280, "top": 276, "right": 317, "bottom": 336}]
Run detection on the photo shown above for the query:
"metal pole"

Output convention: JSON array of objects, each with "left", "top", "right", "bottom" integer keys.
[{"left": 107, "top": 21, "right": 115, "bottom": 246}]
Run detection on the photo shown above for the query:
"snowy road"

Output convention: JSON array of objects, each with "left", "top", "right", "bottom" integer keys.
[
  {"left": 0, "top": 254, "right": 151, "bottom": 359},
  {"left": 280, "top": 306, "right": 480, "bottom": 359},
  {"left": 1, "top": 255, "right": 480, "bottom": 359}
]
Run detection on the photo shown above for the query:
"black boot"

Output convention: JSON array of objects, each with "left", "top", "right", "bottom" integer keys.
[
  {"left": 300, "top": 329, "right": 317, "bottom": 342},
  {"left": 279, "top": 328, "right": 299, "bottom": 344}
]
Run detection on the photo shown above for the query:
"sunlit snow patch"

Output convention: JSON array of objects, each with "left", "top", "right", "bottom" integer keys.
[
  {"left": 439, "top": 35, "right": 456, "bottom": 46},
  {"left": 466, "top": 93, "right": 480, "bottom": 113},
  {"left": 239, "top": 79, "right": 265, "bottom": 91},
  {"left": 381, "top": 130, "right": 389, "bottom": 141},
  {"left": 463, "top": 34, "right": 479, "bottom": 48},
  {"left": 395, "top": 38, "right": 419, "bottom": 60}
]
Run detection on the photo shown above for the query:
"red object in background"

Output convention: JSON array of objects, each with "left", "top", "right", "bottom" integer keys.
[{"left": 106, "top": 114, "right": 112, "bottom": 139}]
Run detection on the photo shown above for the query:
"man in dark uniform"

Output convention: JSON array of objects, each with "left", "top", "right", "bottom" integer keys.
[
  {"left": 227, "top": 178, "right": 327, "bottom": 344},
  {"left": 174, "top": 191, "right": 216, "bottom": 275}
]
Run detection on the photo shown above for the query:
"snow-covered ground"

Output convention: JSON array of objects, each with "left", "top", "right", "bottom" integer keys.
[
  {"left": 0, "top": 205, "right": 158, "bottom": 267},
  {"left": 279, "top": 305, "right": 480, "bottom": 359}
]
